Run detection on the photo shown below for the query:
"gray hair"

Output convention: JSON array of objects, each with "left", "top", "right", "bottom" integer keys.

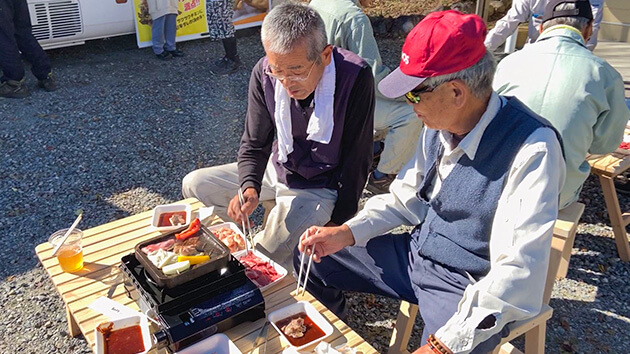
[
  {"left": 542, "top": 3, "right": 592, "bottom": 32},
  {"left": 422, "top": 50, "right": 497, "bottom": 99},
  {"left": 261, "top": 2, "right": 327, "bottom": 63}
]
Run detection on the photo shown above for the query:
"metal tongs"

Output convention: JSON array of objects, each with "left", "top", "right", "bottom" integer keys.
[
  {"left": 296, "top": 242, "right": 317, "bottom": 296},
  {"left": 238, "top": 188, "right": 255, "bottom": 253}
]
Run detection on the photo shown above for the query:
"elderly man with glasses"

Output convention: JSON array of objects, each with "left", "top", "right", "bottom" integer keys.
[
  {"left": 182, "top": 2, "right": 374, "bottom": 270},
  {"left": 295, "top": 11, "right": 565, "bottom": 354}
]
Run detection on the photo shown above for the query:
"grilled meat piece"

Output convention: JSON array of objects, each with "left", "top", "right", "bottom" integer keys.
[
  {"left": 173, "top": 236, "right": 200, "bottom": 256},
  {"left": 281, "top": 317, "right": 306, "bottom": 338}
]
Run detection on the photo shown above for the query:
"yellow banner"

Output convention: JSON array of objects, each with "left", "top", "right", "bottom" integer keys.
[{"left": 133, "top": 0, "right": 209, "bottom": 48}]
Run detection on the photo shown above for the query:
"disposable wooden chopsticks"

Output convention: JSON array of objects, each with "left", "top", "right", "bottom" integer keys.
[{"left": 296, "top": 242, "right": 317, "bottom": 296}]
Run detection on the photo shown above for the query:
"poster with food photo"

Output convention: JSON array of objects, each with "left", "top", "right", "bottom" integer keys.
[
  {"left": 233, "top": 0, "right": 272, "bottom": 30},
  {"left": 133, "top": 0, "right": 209, "bottom": 48}
]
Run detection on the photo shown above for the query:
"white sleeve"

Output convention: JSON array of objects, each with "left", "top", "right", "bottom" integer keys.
[
  {"left": 435, "top": 127, "right": 565, "bottom": 353},
  {"left": 346, "top": 130, "right": 429, "bottom": 246},
  {"left": 485, "top": 0, "right": 534, "bottom": 51}
]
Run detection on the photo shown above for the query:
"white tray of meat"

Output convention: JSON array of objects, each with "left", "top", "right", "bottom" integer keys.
[
  {"left": 235, "top": 250, "right": 287, "bottom": 292},
  {"left": 207, "top": 222, "right": 251, "bottom": 253}
]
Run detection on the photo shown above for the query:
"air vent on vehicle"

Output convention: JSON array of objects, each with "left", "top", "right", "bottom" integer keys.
[{"left": 31, "top": 1, "right": 82, "bottom": 41}]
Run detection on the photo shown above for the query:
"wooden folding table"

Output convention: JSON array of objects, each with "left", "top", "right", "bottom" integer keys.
[{"left": 35, "top": 198, "right": 377, "bottom": 353}]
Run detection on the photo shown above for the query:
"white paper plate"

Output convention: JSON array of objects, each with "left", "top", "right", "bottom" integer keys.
[
  {"left": 174, "top": 333, "right": 241, "bottom": 354},
  {"left": 234, "top": 249, "right": 288, "bottom": 292},
  {"left": 94, "top": 315, "right": 151, "bottom": 354},
  {"left": 268, "top": 301, "right": 334, "bottom": 351},
  {"left": 151, "top": 204, "right": 192, "bottom": 232}
]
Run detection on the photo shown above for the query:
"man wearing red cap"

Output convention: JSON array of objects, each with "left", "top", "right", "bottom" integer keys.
[{"left": 294, "top": 10, "right": 565, "bottom": 353}]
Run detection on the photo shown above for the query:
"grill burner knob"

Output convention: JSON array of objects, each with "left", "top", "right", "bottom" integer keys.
[{"left": 153, "top": 330, "right": 169, "bottom": 349}]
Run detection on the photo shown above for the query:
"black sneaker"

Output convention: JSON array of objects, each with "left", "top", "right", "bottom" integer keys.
[
  {"left": 37, "top": 73, "right": 57, "bottom": 92},
  {"left": 0, "top": 79, "right": 30, "bottom": 98},
  {"left": 155, "top": 51, "right": 172, "bottom": 60},
  {"left": 366, "top": 172, "right": 396, "bottom": 195},
  {"left": 168, "top": 49, "right": 185, "bottom": 57},
  {"left": 212, "top": 56, "right": 241, "bottom": 75},
  {"left": 615, "top": 176, "right": 630, "bottom": 195}
]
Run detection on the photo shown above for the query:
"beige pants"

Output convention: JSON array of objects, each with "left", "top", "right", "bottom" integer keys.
[
  {"left": 182, "top": 161, "right": 337, "bottom": 270},
  {"left": 374, "top": 96, "right": 423, "bottom": 174}
]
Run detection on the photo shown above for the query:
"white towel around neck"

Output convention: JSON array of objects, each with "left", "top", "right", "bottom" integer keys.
[{"left": 274, "top": 54, "right": 336, "bottom": 163}]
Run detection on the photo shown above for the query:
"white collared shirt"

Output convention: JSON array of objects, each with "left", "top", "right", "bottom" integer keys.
[{"left": 346, "top": 92, "right": 565, "bottom": 353}]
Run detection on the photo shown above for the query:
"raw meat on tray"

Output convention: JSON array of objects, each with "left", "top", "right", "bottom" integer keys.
[
  {"left": 212, "top": 227, "right": 246, "bottom": 253},
  {"left": 239, "top": 251, "right": 281, "bottom": 287}
]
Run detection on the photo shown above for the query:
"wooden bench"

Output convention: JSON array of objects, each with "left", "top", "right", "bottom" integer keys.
[
  {"left": 388, "top": 201, "right": 585, "bottom": 354},
  {"left": 552, "top": 202, "right": 585, "bottom": 280},
  {"left": 587, "top": 148, "right": 630, "bottom": 261}
]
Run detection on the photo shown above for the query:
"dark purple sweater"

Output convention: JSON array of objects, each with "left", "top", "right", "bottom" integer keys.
[{"left": 237, "top": 47, "right": 374, "bottom": 224}]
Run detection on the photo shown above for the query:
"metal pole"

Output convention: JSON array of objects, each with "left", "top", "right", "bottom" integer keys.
[{"left": 475, "top": 0, "right": 489, "bottom": 21}]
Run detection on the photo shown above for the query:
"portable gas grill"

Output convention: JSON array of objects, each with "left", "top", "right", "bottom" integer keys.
[{"left": 120, "top": 253, "right": 265, "bottom": 352}]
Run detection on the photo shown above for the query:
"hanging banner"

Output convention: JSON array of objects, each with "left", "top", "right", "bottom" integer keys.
[
  {"left": 233, "top": 0, "right": 272, "bottom": 30},
  {"left": 133, "top": 0, "right": 209, "bottom": 48}
]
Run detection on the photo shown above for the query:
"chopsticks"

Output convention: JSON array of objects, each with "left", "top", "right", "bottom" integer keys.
[
  {"left": 296, "top": 242, "right": 317, "bottom": 296},
  {"left": 252, "top": 320, "right": 269, "bottom": 354},
  {"left": 238, "top": 188, "right": 254, "bottom": 253}
]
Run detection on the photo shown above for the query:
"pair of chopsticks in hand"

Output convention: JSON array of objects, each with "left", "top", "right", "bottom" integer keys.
[
  {"left": 238, "top": 188, "right": 255, "bottom": 254},
  {"left": 296, "top": 240, "right": 317, "bottom": 296}
]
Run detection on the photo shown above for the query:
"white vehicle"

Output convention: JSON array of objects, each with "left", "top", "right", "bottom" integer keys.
[
  {"left": 28, "top": 0, "right": 136, "bottom": 50},
  {"left": 28, "top": 0, "right": 271, "bottom": 50}
]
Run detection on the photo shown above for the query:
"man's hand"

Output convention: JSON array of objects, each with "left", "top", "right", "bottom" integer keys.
[
  {"left": 227, "top": 187, "right": 258, "bottom": 226},
  {"left": 298, "top": 224, "right": 355, "bottom": 262}
]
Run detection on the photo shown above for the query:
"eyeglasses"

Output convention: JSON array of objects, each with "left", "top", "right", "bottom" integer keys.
[
  {"left": 264, "top": 61, "right": 317, "bottom": 82},
  {"left": 405, "top": 85, "right": 436, "bottom": 104}
]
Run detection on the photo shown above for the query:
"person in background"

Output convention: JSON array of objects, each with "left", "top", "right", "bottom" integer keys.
[
  {"left": 587, "top": 0, "right": 604, "bottom": 50},
  {"left": 148, "top": 0, "right": 185, "bottom": 60},
  {"left": 484, "top": 0, "right": 547, "bottom": 51},
  {"left": 309, "top": 0, "right": 423, "bottom": 194},
  {"left": 295, "top": 10, "right": 565, "bottom": 354},
  {"left": 494, "top": 0, "right": 629, "bottom": 209},
  {"left": 182, "top": 3, "right": 374, "bottom": 270},
  {"left": 207, "top": 0, "right": 241, "bottom": 75},
  {"left": 0, "top": 0, "right": 56, "bottom": 98},
  {"left": 485, "top": 0, "right": 605, "bottom": 52}
]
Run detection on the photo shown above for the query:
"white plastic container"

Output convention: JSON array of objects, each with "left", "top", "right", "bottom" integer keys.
[
  {"left": 234, "top": 249, "right": 288, "bottom": 292},
  {"left": 268, "top": 301, "right": 334, "bottom": 351},
  {"left": 94, "top": 315, "right": 152, "bottom": 354},
  {"left": 174, "top": 333, "right": 241, "bottom": 354},
  {"left": 151, "top": 204, "right": 192, "bottom": 232}
]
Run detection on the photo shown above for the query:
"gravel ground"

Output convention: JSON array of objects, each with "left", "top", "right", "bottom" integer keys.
[{"left": 1, "top": 31, "right": 630, "bottom": 354}]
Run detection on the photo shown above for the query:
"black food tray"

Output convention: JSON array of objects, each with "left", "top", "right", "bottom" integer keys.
[{"left": 135, "top": 225, "right": 231, "bottom": 288}]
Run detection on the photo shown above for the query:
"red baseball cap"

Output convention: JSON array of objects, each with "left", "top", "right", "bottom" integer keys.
[{"left": 379, "top": 10, "right": 488, "bottom": 99}]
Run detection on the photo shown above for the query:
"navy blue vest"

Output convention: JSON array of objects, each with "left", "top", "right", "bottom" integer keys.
[
  {"left": 411, "top": 97, "right": 561, "bottom": 277},
  {"left": 260, "top": 47, "right": 366, "bottom": 190}
]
